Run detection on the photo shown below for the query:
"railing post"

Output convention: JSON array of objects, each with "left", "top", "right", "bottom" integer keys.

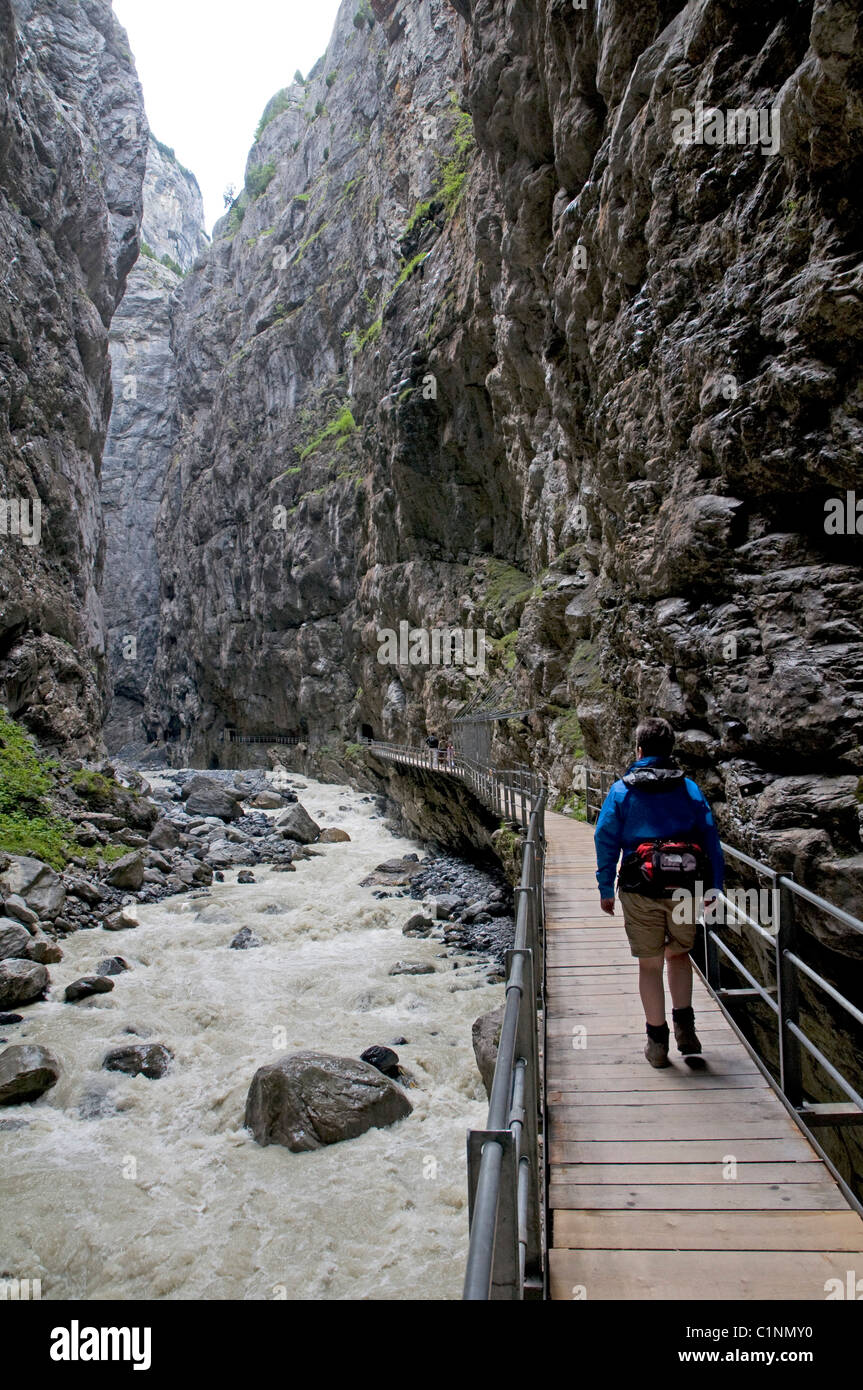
[{"left": 777, "top": 877, "right": 803, "bottom": 1108}]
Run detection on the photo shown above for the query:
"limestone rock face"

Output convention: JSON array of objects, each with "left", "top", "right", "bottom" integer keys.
[
  {"left": 139, "top": 0, "right": 860, "bottom": 910},
  {"left": 244, "top": 1050, "right": 412, "bottom": 1152},
  {"left": 0, "top": 0, "right": 147, "bottom": 750},
  {"left": 102, "top": 135, "right": 208, "bottom": 752}
]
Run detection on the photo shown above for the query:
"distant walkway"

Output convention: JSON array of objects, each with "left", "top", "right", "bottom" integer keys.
[{"left": 543, "top": 811, "right": 863, "bottom": 1300}]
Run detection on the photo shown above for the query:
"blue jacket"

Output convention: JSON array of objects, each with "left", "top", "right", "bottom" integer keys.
[{"left": 594, "top": 756, "right": 724, "bottom": 898}]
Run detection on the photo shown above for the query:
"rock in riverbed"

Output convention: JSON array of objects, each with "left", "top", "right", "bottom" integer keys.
[
  {"left": 388, "top": 961, "right": 435, "bottom": 976},
  {"left": 244, "top": 1050, "right": 412, "bottom": 1152},
  {"left": 275, "top": 803, "right": 320, "bottom": 844},
  {"left": 0, "top": 960, "right": 49, "bottom": 1010},
  {"left": 0, "top": 1045, "right": 60, "bottom": 1105},
  {"left": 103, "top": 1043, "right": 173, "bottom": 1079},
  {"left": 65, "top": 975, "right": 115, "bottom": 1003},
  {"left": 472, "top": 1005, "right": 505, "bottom": 1100},
  {"left": 230, "top": 927, "right": 262, "bottom": 950},
  {"left": 318, "top": 828, "right": 351, "bottom": 843}
]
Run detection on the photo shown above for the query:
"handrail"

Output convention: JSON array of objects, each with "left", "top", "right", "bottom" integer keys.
[
  {"left": 463, "top": 788, "right": 546, "bottom": 1300},
  {"left": 363, "top": 739, "right": 548, "bottom": 1298},
  {"left": 582, "top": 763, "right": 863, "bottom": 1156}
]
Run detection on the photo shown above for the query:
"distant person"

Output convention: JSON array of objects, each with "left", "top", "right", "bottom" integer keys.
[
  {"left": 425, "top": 733, "right": 439, "bottom": 769},
  {"left": 593, "top": 717, "right": 724, "bottom": 1068},
  {"left": 445, "top": 738, "right": 455, "bottom": 770}
]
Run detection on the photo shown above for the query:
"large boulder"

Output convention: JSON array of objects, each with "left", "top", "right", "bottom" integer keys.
[
  {"left": 0, "top": 959, "right": 49, "bottom": 1010},
  {"left": 148, "top": 818, "right": 180, "bottom": 850},
  {"left": 248, "top": 790, "right": 285, "bottom": 810},
  {"left": 103, "top": 1043, "right": 173, "bottom": 1079},
  {"left": 182, "top": 776, "right": 242, "bottom": 822},
  {"left": 0, "top": 1045, "right": 60, "bottom": 1105},
  {"left": 318, "top": 827, "right": 351, "bottom": 843},
  {"left": 244, "top": 1050, "right": 412, "bottom": 1152},
  {"left": 274, "top": 803, "right": 320, "bottom": 844},
  {"left": 472, "top": 1005, "right": 505, "bottom": 1100},
  {"left": 0, "top": 856, "right": 66, "bottom": 920},
  {"left": 0, "top": 920, "right": 33, "bottom": 961},
  {"left": 64, "top": 975, "right": 115, "bottom": 1003},
  {"left": 104, "top": 852, "right": 145, "bottom": 891}
]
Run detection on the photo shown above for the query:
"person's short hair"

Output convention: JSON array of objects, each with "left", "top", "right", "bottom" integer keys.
[{"left": 635, "top": 716, "right": 675, "bottom": 756}]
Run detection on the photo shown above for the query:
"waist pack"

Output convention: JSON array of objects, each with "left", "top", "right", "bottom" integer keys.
[{"left": 618, "top": 838, "right": 708, "bottom": 899}]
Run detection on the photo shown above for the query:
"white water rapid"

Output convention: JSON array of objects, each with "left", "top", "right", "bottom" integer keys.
[{"left": 0, "top": 775, "right": 502, "bottom": 1300}]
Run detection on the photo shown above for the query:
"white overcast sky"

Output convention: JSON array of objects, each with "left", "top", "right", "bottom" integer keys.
[{"left": 113, "top": 0, "right": 344, "bottom": 232}]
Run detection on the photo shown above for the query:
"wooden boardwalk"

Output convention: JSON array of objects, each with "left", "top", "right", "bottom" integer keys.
[{"left": 543, "top": 810, "right": 863, "bottom": 1300}]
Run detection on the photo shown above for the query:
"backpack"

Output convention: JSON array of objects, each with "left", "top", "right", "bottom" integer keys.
[{"left": 618, "top": 838, "right": 708, "bottom": 899}]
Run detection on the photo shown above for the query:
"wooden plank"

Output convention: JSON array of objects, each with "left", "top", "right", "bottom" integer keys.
[
  {"left": 550, "top": 1138, "right": 821, "bottom": 1164},
  {"left": 549, "top": 1182, "right": 844, "bottom": 1210},
  {"left": 548, "top": 1087, "right": 771, "bottom": 1106},
  {"left": 552, "top": 1209, "right": 863, "bottom": 1251},
  {"left": 550, "top": 1115, "right": 803, "bottom": 1140},
  {"left": 548, "top": 1076, "right": 766, "bottom": 1095},
  {"left": 549, "top": 1249, "right": 863, "bottom": 1300},
  {"left": 550, "top": 1162, "right": 828, "bottom": 1185}
]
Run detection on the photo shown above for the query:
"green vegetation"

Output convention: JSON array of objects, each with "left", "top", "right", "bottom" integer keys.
[
  {"left": 326, "top": 71, "right": 338, "bottom": 88},
  {"left": 246, "top": 161, "right": 276, "bottom": 199},
  {"left": 0, "top": 710, "right": 105, "bottom": 868},
  {"left": 551, "top": 707, "right": 585, "bottom": 757},
  {"left": 140, "top": 242, "right": 183, "bottom": 276},
  {"left": 314, "top": 100, "right": 325, "bottom": 120},
  {"left": 255, "top": 88, "right": 292, "bottom": 142},
  {"left": 393, "top": 251, "right": 429, "bottom": 292},
  {"left": 353, "top": 0, "right": 374, "bottom": 27},
  {"left": 151, "top": 136, "right": 197, "bottom": 184},
  {"left": 552, "top": 790, "right": 587, "bottom": 821},
  {"left": 0, "top": 711, "right": 54, "bottom": 814},
  {"left": 406, "top": 198, "right": 434, "bottom": 235},
  {"left": 299, "top": 405, "right": 358, "bottom": 461},
  {"left": 355, "top": 316, "right": 382, "bottom": 352},
  {"left": 485, "top": 559, "right": 534, "bottom": 616},
  {"left": 495, "top": 630, "right": 519, "bottom": 671}
]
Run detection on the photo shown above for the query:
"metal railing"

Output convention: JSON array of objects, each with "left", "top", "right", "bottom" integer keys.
[
  {"left": 364, "top": 739, "right": 548, "bottom": 1297},
  {"left": 223, "top": 731, "right": 300, "bottom": 745},
  {"left": 464, "top": 789, "right": 546, "bottom": 1299},
  {"left": 367, "top": 740, "right": 542, "bottom": 830},
  {"left": 583, "top": 763, "right": 863, "bottom": 1194}
]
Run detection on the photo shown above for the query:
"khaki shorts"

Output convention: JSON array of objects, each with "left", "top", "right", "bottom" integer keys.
[{"left": 618, "top": 891, "right": 697, "bottom": 959}]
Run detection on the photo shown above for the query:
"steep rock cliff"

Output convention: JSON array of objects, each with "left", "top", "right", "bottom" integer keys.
[
  {"left": 0, "top": 0, "right": 146, "bottom": 750},
  {"left": 101, "top": 136, "right": 207, "bottom": 752},
  {"left": 149, "top": 0, "right": 862, "bottom": 910}
]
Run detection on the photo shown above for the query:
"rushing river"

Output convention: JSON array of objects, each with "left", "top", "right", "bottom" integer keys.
[{"left": 0, "top": 774, "right": 501, "bottom": 1300}]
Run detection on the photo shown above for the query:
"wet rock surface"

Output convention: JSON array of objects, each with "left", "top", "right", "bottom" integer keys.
[
  {"left": 0, "top": 1045, "right": 60, "bottom": 1105},
  {"left": 244, "top": 1050, "right": 413, "bottom": 1152}
]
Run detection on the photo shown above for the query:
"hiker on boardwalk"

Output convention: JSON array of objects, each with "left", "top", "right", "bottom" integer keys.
[
  {"left": 593, "top": 716, "right": 724, "bottom": 1068},
  {"left": 425, "top": 732, "right": 439, "bottom": 769},
  {"left": 445, "top": 738, "right": 455, "bottom": 770}
]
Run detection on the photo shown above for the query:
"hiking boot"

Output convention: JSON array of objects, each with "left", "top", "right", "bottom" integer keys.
[
  {"left": 673, "top": 1018, "right": 702, "bottom": 1055},
  {"left": 644, "top": 1037, "right": 670, "bottom": 1068}
]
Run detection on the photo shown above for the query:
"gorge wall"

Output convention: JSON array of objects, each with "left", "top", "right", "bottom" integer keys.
[
  {"left": 144, "top": 0, "right": 862, "bottom": 913},
  {"left": 0, "top": 0, "right": 146, "bottom": 751},
  {"left": 101, "top": 136, "right": 208, "bottom": 753}
]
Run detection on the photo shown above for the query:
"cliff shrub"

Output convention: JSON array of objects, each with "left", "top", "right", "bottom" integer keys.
[
  {"left": 299, "top": 406, "right": 358, "bottom": 461},
  {"left": 246, "top": 162, "right": 276, "bottom": 199},
  {"left": 255, "top": 89, "right": 292, "bottom": 142}
]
